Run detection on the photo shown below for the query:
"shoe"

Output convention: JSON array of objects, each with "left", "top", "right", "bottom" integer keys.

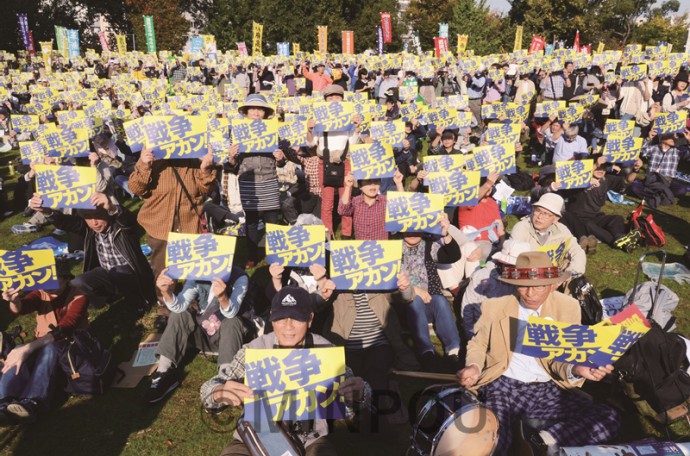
[
  {"left": 52, "top": 228, "right": 66, "bottom": 236},
  {"left": 443, "top": 354, "right": 463, "bottom": 374},
  {"left": 10, "top": 223, "right": 40, "bottom": 234},
  {"left": 586, "top": 235, "right": 598, "bottom": 254},
  {"left": 420, "top": 351, "right": 439, "bottom": 372},
  {"left": 153, "top": 315, "right": 168, "bottom": 332},
  {"left": 144, "top": 370, "right": 180, "bottom": 404},
  {"left": 0, "top": 400, "right": 15, "bottom": 426},
  {"left": 614, "top": 230, "right": 642, "bottom": 253},
  {"left": 6, "top": 398, "right": 39, "bottom": 423}
]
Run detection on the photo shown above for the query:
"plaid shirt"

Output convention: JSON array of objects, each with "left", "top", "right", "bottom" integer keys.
[
  {"left": 539, "top": 73, "right": 566, "bottom": 100},
  {"left": 95, "top": 226, "right": 129, "bottom": 270},
  {"left": 338, "top": 194, "right": 388, "bottom": 240},
  {"left": 299, "top": 155, "right": 321, "bottom": 196},
  {"left": 641, "top": 142, "right": 683, "bottom": 178}
]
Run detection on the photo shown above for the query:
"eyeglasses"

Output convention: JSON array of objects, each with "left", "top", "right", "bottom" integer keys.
[{"left": 533, "top": 208, "right": 557, "bottom": 219}]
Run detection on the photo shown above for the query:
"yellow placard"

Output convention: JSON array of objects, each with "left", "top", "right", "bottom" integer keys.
[
  {"left": 384, "top": 191, "right": 445, "bottom": 234},
  {"left": 165, "top": 232, "right": 236, "bottom": 281},
  {"left": 0, "top": 249, "right": 58, "bottom": 292},
  {"left": 329, "top": 240, "right": 402, "bottom": 290},
  {"left": 231, "top": 118, "right": 279, "bottom": 153},
  {"left": 244, "top": 347, "right": 346, "bottom": 423},
  {"left": 555, "top": 159, "right": 594, "bottom": 189},
  {"left": 348, "top": 141, "right": 396, "bottom": 180},
  {"left": 426, "top": 170, "right": 481, "bottom": 207},
  {"left": 35, "top": 165, "right": 97, "bottom": 209},
  {"left": 265, "top": 224, "right": 326, "bottom": 267}
]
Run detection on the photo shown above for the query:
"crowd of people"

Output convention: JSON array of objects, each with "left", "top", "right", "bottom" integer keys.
[{"left": 0, "top": 44, "right": 688, "bottom": 456}]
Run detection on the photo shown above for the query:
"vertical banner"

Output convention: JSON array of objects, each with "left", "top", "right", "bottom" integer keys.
[
  {"left": 98, "top": 32, "right": 109, "bottom": 52},
  {"left": 317, "top": 26, "right": 328, "bottom": 54},
  {"left": 573, "top": 29, "right": 581, "bottom": 52},
  {"left": 434, "top": 37, "right": 449, "bottom": 58},
  {"left": 597, "top": 42, "right": 605, "bottom": 54},
  {"left": 39, "top": 41, "right": 53, "bottom": 73},
  {"left": 66, "top": 29, "right": 80, "bottom": 60},
  {"left": 380, "top": 12, "right": 393, "bottom": 44},
  {"left": 513, "top": 25, "right": 524, "bottom": 52},
  {"left": 252, "top": 22, "right": 263, "bottom": 56},
  {"left": 293, "top": 43, "right": 300, "bottom": 54},
  {"left": 277, "top": 42, "right": 290, "bottom": 57},
  {"left": 116, "top": 34, "right": 127, "bottom": 55},
  {"left": 143, "top": 15, "right": 157, "bottom": 54},
  {"left": 457, "top": 34, "right": 468, "bottom": 55},
  {"left": 55, "top": 26, "right": 65, "bottom": 53},
  {"left": 237, "top": 42, "right": 248, "bottom": 56},
  {"left": 529, "top": 35, "right": 545, "bottom": 54},
  {"left": 439, "top": 23, "right": 449, "bottom": 39},
  {"left": 17, "top": 14, "right": 36, "bottom": 56},
  {"left": 29, "top": 31, "right": 37, "bottom": 57},
  {"left": 342, "top": 31, "right": 354, "bottom": 55},
  {"left": 377, "top": 26, "right": 384, "bottom": 55}
]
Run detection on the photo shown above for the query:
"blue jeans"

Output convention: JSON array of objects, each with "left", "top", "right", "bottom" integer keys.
[
  {"left": 0, "top": 342, "right": 63, "bottom": 407},
  {"left": 403, "top": 295, "right": 461, "bottom": 355}
]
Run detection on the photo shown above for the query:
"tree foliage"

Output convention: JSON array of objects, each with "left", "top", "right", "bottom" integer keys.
[
  {"left": 206, "top": 0, "right": 404, "bottom": 54},
  {"left": 124, "top": 0, "right": 189, "bottom": 52},
  {"left": 403, "top": 0, "right": 458, "bottom": 51},
  {"left": 451, "top": 0, "right": 513, "bottom": 55}
]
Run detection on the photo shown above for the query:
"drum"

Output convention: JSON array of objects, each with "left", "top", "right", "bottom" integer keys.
[{"left": 409, "top": 385, "right": 499, "bottom": 456}]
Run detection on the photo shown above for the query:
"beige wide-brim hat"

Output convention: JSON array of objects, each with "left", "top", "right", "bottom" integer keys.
[
  {"left": 498, "top": 251, "right": 570, "bottom": 286},
  {"left": 238, "top": 94, "right": 275, "bottom": 117}
]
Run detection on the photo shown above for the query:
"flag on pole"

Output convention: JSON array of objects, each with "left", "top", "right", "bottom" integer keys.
[
  {"left": 380, "top": 13, "right": 392, "bottom": 44},
  {"left": 573, "top": 29, "right": 581, "bottom": 52},
  {"left": 252, "top": 22, "right": 263, "bottom": 55},
  {"left": 317, "top": 26, "right": 328, "bottom": 54},
  {"left": 342, "top": 31, "right": 354, "bottom": 55},
  {"left": 143, "top": 16, "right": 157, "bottom": 54},
  {"left": 513, "top": 26, "right": 524, "bottom": 52}
]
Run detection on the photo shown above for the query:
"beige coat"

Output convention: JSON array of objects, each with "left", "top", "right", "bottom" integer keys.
[
  {"left": 466, "top": 292, "right": 584, "bottom": 392},
  {"left": 510, "top": 217, "right": 587, "bottom": 275}
]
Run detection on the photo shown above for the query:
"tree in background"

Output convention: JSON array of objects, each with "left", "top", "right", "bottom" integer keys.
[
  {"left": 450, "top": 0, "right": 512, "bottom": 55},
  {"left": 206, "top": 0, "right": 403, "bottom": 54},
  {"left": 124, "top": 0, "right": 189, "bottom": 52},
  {"left": 403, "top": 0, "right": 458, "bottom": 51}
]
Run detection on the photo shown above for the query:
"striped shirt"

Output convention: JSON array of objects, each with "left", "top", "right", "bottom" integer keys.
[
  {"left": 345, "top": 293, "right": 388, "bottom": 350},
  {"left": 238, "top": 176, "right": 280, "bottom": 211}
]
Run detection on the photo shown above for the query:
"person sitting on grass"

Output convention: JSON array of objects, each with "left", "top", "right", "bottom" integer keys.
[
  {"left": 558, "top": 155, "right": 644, "bottom": 253},
  {"left": 0, "top": 260, "right": 88, "bottom": 424},
  {"left": 29, "top": 191, "right": 157, "bottom": 317},
  {"left": 144, "top": 266, "right": 250, "bottom": 404},
  {"left": 201, "top": 286, "right": 371, "bottom": 456},
  {"left": 337, "top": 171, "right": 404, "bottom": 240},
  {"left": 398, "top": 213, "right": 463, "bottom": 372}
]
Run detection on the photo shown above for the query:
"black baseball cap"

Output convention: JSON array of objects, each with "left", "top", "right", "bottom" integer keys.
[{"left": 269, "top": 286, "right": 313, "bottom": 322}]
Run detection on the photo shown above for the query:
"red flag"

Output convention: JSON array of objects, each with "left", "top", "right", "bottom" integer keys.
[
  {"left": 380, "top": 12, "right": 392, "bottom": 44},
  {"left": 573, "top": 30, "right": 580, "bottom": 52},
  {"left": 529, "top": 35, "right": 545, "bottom": 54},
  {"left": 582, "top": 44, "right": 591, "bottom": 54},
  {"left": 98, "top": 32, "right": 110, "bottom": 52},
  {"left": 434, "top": 37, "right": 448, "bottom": 58}
]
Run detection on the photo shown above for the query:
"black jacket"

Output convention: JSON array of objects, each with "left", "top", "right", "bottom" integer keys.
[{"left": 48, "top": 206, "right": 157, "bottom": 305}]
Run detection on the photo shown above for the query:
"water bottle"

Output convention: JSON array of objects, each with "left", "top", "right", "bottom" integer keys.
[{"left": 8, "top": 162, "right": 14, "bottom": 176}]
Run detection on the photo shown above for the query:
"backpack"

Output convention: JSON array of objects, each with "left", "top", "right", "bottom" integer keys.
[
  {"left": 58, "top": 329, "right": 116, "bottom": 396},
  {"left": 629, "top": 204, "right": 665, "bottom": 247},
  {"left": 614, "top": 322, "right": 690, "bottom": 422},
  {"left": 624, "top": 281, "right": 678, "bottom": 331}
]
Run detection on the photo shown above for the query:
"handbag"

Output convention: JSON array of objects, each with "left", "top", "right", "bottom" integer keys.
[
  {"left": 321, "top": 132, "right": 349, "bottom": 188},
  {"left": 56, "top": 327, "right": 117, "bottom": 396}
]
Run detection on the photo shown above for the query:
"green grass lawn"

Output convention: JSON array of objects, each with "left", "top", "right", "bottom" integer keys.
[{"left": 0, "top": 145, "right": 688, "bottom": 455}]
